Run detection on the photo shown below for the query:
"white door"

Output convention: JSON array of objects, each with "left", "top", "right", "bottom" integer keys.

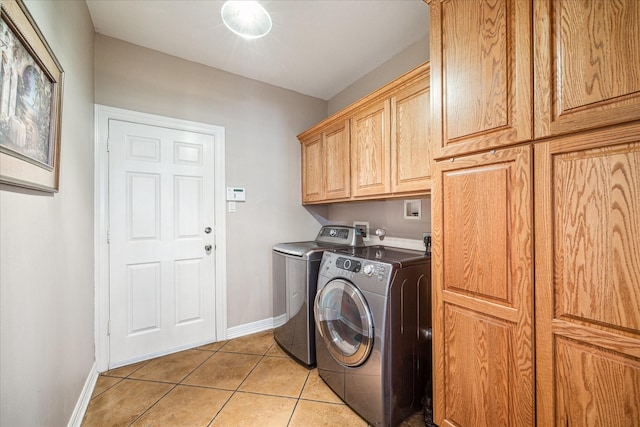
[{"left": 108, "top": 119, "right": 216, "bottom": 366}]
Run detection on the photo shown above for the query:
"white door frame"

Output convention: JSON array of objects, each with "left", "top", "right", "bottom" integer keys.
[{"left": 94, "top": 105, "right": 227, "bottom": 372}]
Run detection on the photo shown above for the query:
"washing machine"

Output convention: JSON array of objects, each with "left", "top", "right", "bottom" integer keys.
[
  {"left": 314, "top": 245, "right": 432, "bottom": 427},
  {"left": 272, "top": 225, "right": 364, "bottom": 367}
]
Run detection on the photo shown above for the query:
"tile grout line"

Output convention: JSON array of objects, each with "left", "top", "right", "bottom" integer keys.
[
  {"left": 126, "top": 348, "right": 220, "bottom": 426},
  {"left": 286, "top": 368, "right": 312, "bottom": 426},
  {"left": 207, "top": 341, "right": 272, "bottom": 426}
]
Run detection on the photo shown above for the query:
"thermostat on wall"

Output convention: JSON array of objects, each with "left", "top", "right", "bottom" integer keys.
[{"left": 226, "top": 187, "right": 246, "bottom": 201}]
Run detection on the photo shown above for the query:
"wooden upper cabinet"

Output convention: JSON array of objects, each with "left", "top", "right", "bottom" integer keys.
[
  {"left": 432, "top": 145, "right": 534, "bottom": 426},
  {"left": 429, "top": 0, "right": 532, "bottom": 159},
  {"left": 298, "top": 62, "right": 431, "bottom": 204},
  {"left": 535, "top": 123, "right": 640, "bottom": 426},
  {"left": 323, "top": 120, "right": 351, "bottom": 201},
  {"left": 300, "top": 120, "right": 350, "bottom": 204},
  {"left": 391, "top": 73, "right": 432, "bottom": 193},
  {"left": 301, "top": 133, "right": 323, "bottom": 203},
  {"left": 351, "top": 99, "right": 391, "bottom": 198},
  {"left": 534, "top": 0, "right": 640, "bottom": 138}
]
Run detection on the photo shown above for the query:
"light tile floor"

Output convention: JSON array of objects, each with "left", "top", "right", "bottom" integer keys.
[{"left": 82, "top": 330, "right": 426, "bottom": 427}]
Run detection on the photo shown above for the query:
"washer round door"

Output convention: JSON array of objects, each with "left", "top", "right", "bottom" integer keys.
[{"left": 314, "top": 278, "right": 374, "bottom": 367}]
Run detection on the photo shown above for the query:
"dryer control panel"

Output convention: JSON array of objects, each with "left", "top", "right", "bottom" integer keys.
[{"left": 336, "top": 257, "right": 361, "bottom": 272}]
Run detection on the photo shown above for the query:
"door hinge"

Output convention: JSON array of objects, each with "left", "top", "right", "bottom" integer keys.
[
  {"left": 106, "top": 138, "right": 111, "bottom": 152},
  {"left": 107, "top": 229, "right": 111, "bottom": 244},
  {"left": 107, "top": 320, "right": 111, "bottom": 336}
]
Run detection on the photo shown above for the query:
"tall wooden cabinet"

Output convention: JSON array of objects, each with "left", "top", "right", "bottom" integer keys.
[
  {"left": 535, "top": 124, "right": 640, "bottom": 426},
  {"left": 428, "top": 0, "right": 640, "bottom": 426},
  {"left": 432, "top": 145, "right": 534, "bottom": 426}
]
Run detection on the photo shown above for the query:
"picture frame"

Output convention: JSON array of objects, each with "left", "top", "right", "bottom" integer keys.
[{"left": 0, "top": 0, "right": 64, "bottom": 192}]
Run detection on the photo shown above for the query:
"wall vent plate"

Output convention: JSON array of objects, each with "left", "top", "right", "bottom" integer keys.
[{"left": 353, "top": 221, "right": 370, "bottom": 241}]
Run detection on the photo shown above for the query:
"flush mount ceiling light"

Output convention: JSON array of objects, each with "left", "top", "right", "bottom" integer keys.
[{"left": 221, "top": 1, "right": 272, "bottom": 40}]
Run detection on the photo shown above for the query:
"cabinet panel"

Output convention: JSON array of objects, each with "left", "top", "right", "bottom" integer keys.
[
  {"left": 444, "top": 305, "right": 512, "bottom": 427},
  {"left": 554, "top": 144, "right": 640, "bottom": 331},
  {"left": 432, "top": 145, "right": 534, "bottom": 426},
  {"left": 391, "top": 76, "right": 432, "bottom": 193},
  {"left": 535, "top": 124, "right": 640, "bottom": 426},
  {"left": 324, "top": 120, "right": 351, "bottom": 200},
  {"left": 351, "top": 100, "right": 390, "bottom": 197},
  {"left": 555, "top": 337, "right": 640, "bottom": 426},
  {"left": 301, "top": 135, "right": 323, "bottom": 203},
  {"left": 443, "top": 164, "right": 510, "bottom": 303},
  {"left": 429, "top": 0, "right": 532, "bottom": 159},
  {"left": 534, "top": 0, "right": 640, "bottom": 137}
]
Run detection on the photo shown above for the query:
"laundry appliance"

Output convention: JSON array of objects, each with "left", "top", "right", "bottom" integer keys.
[
  {"left": 314, "top": 245, "right": 432, "bottom": 426},
  {"left": 272, "top": 225, "right": 364, "bottom": 367}
]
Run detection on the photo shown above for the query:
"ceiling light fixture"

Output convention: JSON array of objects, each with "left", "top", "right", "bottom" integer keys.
[{"left": 221, "top": 1, "right": 272, "bottom": 40}]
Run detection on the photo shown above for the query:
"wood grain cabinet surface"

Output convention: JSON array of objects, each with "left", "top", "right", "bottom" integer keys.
[
  {"left": 298, "top": 62, "right": 431, "bottom": 204},
  {"left": 535, "top": 123, "right": 640, "bottom": 426},
  {"left": 350, "top": 99, "right": 391, "bottom": 198},
  {"left": 428, "top": 1, "right": 640, "bottom": 425},
  {"left": 300, "top": 119, "right": 350, "bottom": 204},
  {"left": 431, "top": 145, "right": 535, "bottom": 426},
  {"left": 534, "top": 0, "right": 640, "bottom": 138},
  {"left": 428, "top": 0, "right": 533, "bottom": 159},
  {"left": 391, "top": 75, "right": 432, "bottom": 193}
]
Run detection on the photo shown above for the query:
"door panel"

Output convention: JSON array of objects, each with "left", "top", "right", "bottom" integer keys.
[
  {"left": 109, "top": 120, "right": 216, "bottom": 366},
  {"left": 429, "top": 0, "right": 532, "bottom": 158},
  {"left": 351, "top": 100, "right": 391, "bottom": 197},
  {"left": 432, "top": 145, "right": 534, "bottom": 426},
  {"left": 534, "top": 0, "right": 640, "bottom": 137},
  {"left": 535, "top": 126, "right": 640, "bottom": 426}
]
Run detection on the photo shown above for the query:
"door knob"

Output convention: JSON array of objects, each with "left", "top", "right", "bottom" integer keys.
[
  {"left": 205, "top": 227, "right": 212, "bottom": 234},
  {"left": 205, "top": 245, "right": 212, "bottom": 252}
]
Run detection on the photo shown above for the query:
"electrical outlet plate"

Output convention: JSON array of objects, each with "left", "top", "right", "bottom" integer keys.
[{"left": 353, "top": 221, "right": 370, "bottom": 241}]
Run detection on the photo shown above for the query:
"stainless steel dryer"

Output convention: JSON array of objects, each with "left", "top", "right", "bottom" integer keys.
[
  {"left": 314, "top": 246, "right": 432, "bottom": 427},
  {"left": 272, "top": 226, "right": 364, "bottom": 367}
]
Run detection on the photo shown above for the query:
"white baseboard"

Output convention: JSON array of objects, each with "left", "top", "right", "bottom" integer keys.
[
  {"left": 226, "top": 316, "right": 284, "bottom": 340},
  {"left": 272, "top": 313, "right": 287, "bottom": 329},
  {"left": 67, "top": 362, "right": 98, "bottom": 427}
]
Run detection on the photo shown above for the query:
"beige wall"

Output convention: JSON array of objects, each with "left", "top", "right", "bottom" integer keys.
[
  {"left": 94, "top": 35, "right": 328, "bottom": 328},
  {"left": 328, "top": 197, "right": 431, "bottom": 241},
  {"left": 328, "top": 35, "right": 429, "bottom": 115},
  {"left": 0, "top": 1, "right": 96, "bottom": 425}
]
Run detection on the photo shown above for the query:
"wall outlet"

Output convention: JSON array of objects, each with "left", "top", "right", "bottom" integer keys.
[
  {"left": 354, "top": 221, "right": 370, "bottom": 241},
  {"left": 422, "top": 232, "right": 432, "bottom": 253}
]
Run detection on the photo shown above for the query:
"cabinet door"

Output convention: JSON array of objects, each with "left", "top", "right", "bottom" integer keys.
[
  {"left": 301, "top": 134, "right": 323, "bottom": 203},
  {"left": 324, "top": 120, "right": 351, "bottom": 201},
  {"left": 351, "top": 99, "right": 391, "bottom": 198},
  {"left": 534, "top": 0, "right": 640, "bottom": 138},
  {"left": 432, "top": 146, "right": 534, "bottom": 426},
  {"left": 391, "top": 75, "right": 432, "bottom": 193},
  {"left": 535, "top": 124, "right": 640, "bottom": 426},
  {"left": 429, "top": 0, "right": 532, "bottom": 159}
]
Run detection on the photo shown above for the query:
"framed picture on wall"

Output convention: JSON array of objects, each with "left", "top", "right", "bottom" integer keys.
[{"left": 0, "top": 0, "right": 64, "bottom": 192}]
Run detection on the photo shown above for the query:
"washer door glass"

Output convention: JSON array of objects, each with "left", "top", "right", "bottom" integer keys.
[{"left": 314, "top": 279, "right": 374, "bottom": 367}]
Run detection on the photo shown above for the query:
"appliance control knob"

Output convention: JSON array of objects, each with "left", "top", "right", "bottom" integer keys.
[{"left": 363, "top": 264, "right": 374, "bottom": 276}]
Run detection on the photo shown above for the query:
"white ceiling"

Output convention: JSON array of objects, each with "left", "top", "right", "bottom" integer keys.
[{"left": 86, "top": 0, "right": 430, "bottom": 100}]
